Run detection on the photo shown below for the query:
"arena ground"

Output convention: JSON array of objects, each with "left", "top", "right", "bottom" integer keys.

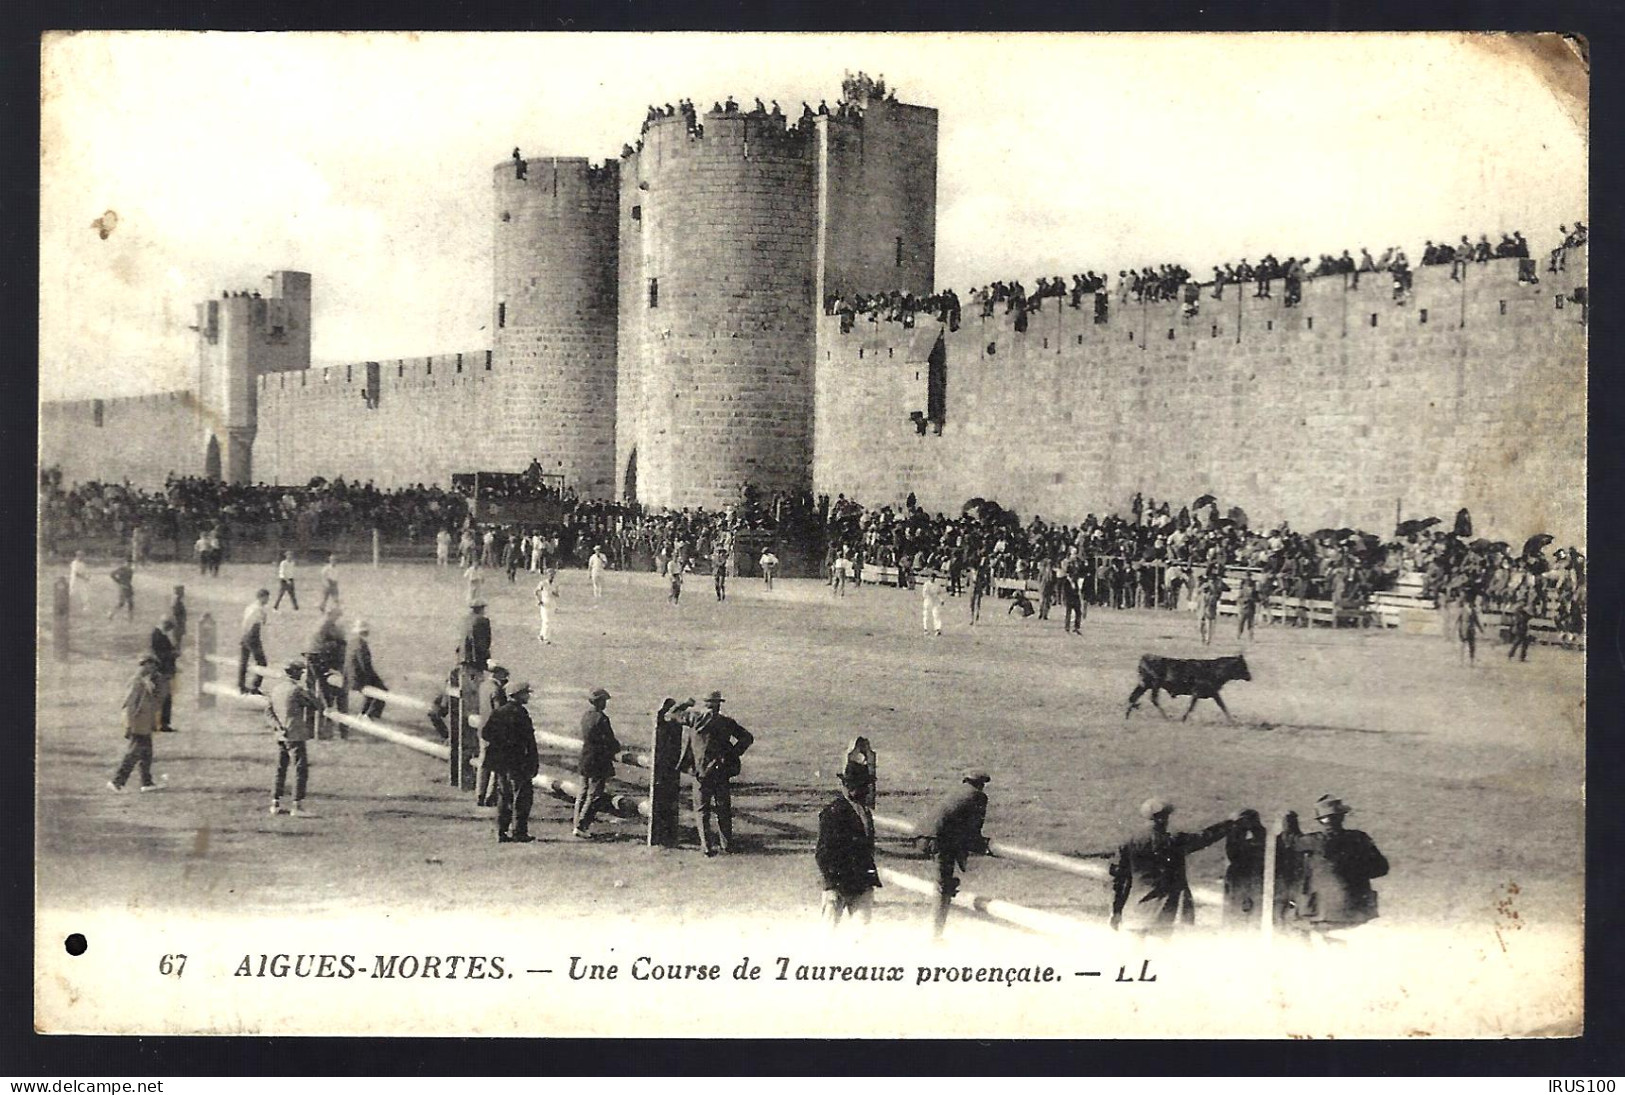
[{"left": 34, "top": 560, "right": 1586, "bottom": 1035}]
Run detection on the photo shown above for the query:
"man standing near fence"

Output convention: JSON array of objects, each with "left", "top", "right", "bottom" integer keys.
[
  {"left": 239, "top": 588, "right": 271, "bottom": 694},
  {"left": 1110, "top": 797, "right": 1238, "bottom": 937},
  {"left": 471, "top": 664, "right": 510, "bottom": 807},
  {"left": 481, "top": 680, "right": 538, "bottom": 844},
  {"left": 344, "top": 619, "right": 387, "bottom": 719},
  {"left": 672, "top": 691, "right": 754, "bottom": 856},
  {"left": 573, "top": 687, "right": 621, "bottom": 839},
  {"left": 922, "top": 770, "right": 991, "bottom": 938},
  {"left": 816, "top": 765, "right": 881, "bottom": 928},
  {"left": 107, "top": 654, "right": 166, "bottom": 793},
  {"left": 267, "top": 660, "right": 316, "bottom": 816}
]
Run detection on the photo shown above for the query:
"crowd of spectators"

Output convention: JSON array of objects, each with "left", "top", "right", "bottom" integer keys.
[
  {"left": 822, "top": 223, "right": 1582, "bottom": 333},
  {"left": 817, "top": 490, "right": 1585, "bottom": 642},
  {"left": 40, "top": 465, "right": 1584, "bottom": 643},
  {"left": 625, "top": 73, "right": 899, "bottom": 158}
]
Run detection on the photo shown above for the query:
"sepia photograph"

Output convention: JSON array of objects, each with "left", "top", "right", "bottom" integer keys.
[{"left": 34, "top": 31, "right": 1587, "bottom": 1039}]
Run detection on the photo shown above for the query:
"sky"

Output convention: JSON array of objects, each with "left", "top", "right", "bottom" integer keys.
[{"left": 39, "top": 32, "right": 1587, "bottom": 400}]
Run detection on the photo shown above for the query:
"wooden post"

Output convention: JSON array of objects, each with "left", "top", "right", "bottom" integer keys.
[
  {"left": 372, "top": 528, "right": 381, "bottom": 569},
  {"left": 52, "top": 577, "right": 70, "bottom": 661},
  {"left": 1261, "top": 816, "right": 1278, "bottom": 949},
  {"left": 647, "top": 702, "right": 684, "bottom": 847},
  {"left": 196, "top": 613, "right": 216, "bottom": 710},
  {"left": 448, "top": 680, "right": 463, "bottom": 786},
  {"left": 457, "top": 671, "right": 480, "bottom": 790}
]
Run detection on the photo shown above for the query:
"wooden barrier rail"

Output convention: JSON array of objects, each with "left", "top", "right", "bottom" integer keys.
[
  {"left": 202, "top": 682, "right": 269, "bottom": 708},
  {"left": 872, "top": 813, "right": 1223, "bottom": 908},
  {"left": 874, "top": 867, "right": 1097, "bottom": 939},
  {"left": 324, "top": 710, "right": 652, "bottom": 820},
  {"left": 534, "top": 729, "right": 654, "bottom": 772},
  {"left": 361, "top": 685, "right": 433, "bottom": 714}
]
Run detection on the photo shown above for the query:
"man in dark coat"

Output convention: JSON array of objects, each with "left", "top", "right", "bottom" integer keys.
[
  {"left": 1110, "top": 797, "right": 1237, "bottom": 935},
  {"left": 343, "top": 619, "right": 386, "bottom": 719},
  {"left": 1279, "top": 796, "right": 1389, "bottom": 941},
  {"left": 816, "top": 766, "right": 881, "bottom": 928},
  {"left": 922, "top": 770, "right": 991, "bottom": 937},
  {"left": 149, "top": 617, "right": 180, "bottom": 732},
  {"left": 573, "top": 687, "right": 621, "bottom": 838},
  {"left": 460, "top": 600, "right": 492, "bottom": 671},
  {"left": 480, "top": 681, "right": 538, "bottom": 843},
  {"left": 673, "top": 690, "right": 754, "bottom": 856}
]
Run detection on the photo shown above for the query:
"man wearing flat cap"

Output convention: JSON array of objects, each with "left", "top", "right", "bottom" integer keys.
[
  {"left": 344, "top": 619, "right": 387, "bottom": 720},
  {"left": 1110, "top": 797, "right": 1241, "bottom": 935},
  {"left": 672, "top": 690, "right": 755, "bottom": 855},
  {"left": 921, "top": 770, "right": 992, "bottom": 937},
  {"left": 816, "top": 765, "right": 881, "bottom": 927},
  {"left": 573, "top": 687, "right": 622, "bottom": 839},
  {"left": 1278, "top": 796, "right": 1389, "bottom": 940},
  {"left": 480, "top": 680, "right": 538, "bottom": 843},
  {"left": 108, "top": 653, "right": 167, "bottom": 792}
]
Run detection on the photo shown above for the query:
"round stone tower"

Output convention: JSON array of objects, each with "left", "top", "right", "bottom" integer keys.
[
  {"left": 493, "top": 155, "right": 620, "bottom": 497},
  {"left": 620, "top": 111, "right": 819, "bottom": 510}
]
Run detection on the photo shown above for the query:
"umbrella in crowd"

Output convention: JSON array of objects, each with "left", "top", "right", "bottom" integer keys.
[
  {"left": 1522, "top": 533, "right": 1555, "bottom": 558},
  {"left": 1192, "top": 493, "right": 1217, "bottom": 509},
  {"left": 1395, "top": 517, "right": 1442, "bottom": 537}
]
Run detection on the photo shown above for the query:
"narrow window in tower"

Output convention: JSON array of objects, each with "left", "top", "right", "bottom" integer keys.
[
  {"left": 895, "top": 237, "right": 904, "bottom": 267},
  {"left": 1499, "top": 300, "right": 1508, "bottom": 315},
  {"left": 346, "top": 364, "right": 352, "bottom": 383},
  {"left": 92, "top": 400, "right": 104, "bottom": 427},
  {"left": 485, "top": 350, "right": 493, "bottom": 370},
  {"left": 632, "top": 205, "right": 642, "bottom": 222},
  {"left": 649, "top": 278, "right": 659, "bottom": 308},
  {"left": 498, "top": 302, "right": 507, "bottom": 328},
  {"left": 1419, "top": 309, "right": 1428, "bottom": 325}
]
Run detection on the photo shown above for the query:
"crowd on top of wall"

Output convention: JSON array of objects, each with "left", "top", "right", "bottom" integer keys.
[
  {"left": 621, "top": 72, "right": 899, "bottom": 157},
  {"left": 825, "top": 223, "right": 1585, "bottom": 332}
]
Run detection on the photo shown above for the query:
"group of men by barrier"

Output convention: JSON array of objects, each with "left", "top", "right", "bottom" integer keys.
[{"left": 79, "top": 556, "right": 1392, "bottom": 943}]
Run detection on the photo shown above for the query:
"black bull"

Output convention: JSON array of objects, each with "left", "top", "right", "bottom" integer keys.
[{"left": 1125, "top": 654, "right": 1251, "bottom": 722}]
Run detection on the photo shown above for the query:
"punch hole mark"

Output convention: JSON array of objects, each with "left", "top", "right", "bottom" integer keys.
[{"left": 65, "top": 933, "right": 87, "bottom": 956}]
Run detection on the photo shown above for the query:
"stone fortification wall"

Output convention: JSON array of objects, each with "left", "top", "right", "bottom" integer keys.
[
  {"left": 815, "top": 101, "right": 938, "bottom": 301},
  {"left": 254, "top": 350, "right": 497, "bottom": 487},
  {"left": 493, "top": 158, "right": 620, "bottom": 497},
  {"left": 39, "top": 391, "right": 207, "bottom": 489},
  {"left": 813, "top": 253, "right": 1586, "bottom": 545},
  {"left": 618, "top": 112, "right": 820, "bottom": 509}
]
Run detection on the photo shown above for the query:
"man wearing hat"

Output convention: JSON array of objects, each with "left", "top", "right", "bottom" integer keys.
[
  {"left": 921, "top": 771, "right": 992, "bottom": 937},
  {"left": 149, "top": 616, "right": 181, "bottom": 733},
  {"left": 1279, "top": 796, "right": 1389, "bottom": 939},
  {"left": 239, "top": 588, "right": 271, "bottom": 694},
  {"left": 108, "top": 653, "right": 167, "bottom": 792},
  {"left": 460, "top": 599, "right": 492, "bottom": 674},
  {"left": 471, "top": 665, "right": 510, "bottom": 806},
  {"left": 573, "top": 687, "right": 622, "bottom": 839},
  {"left": 266, "top": 660, "right": 316, "bottom": 816},
  {"left": 169, "top": 585, "right": 188, "bottom": 649},
  {"left": 480, "top": 680, "right": 538, "bottom": 843},
  {"left": 672, "top": 691, "right": 755, "bottom": 855},
  {"left": 1110, "top": 798, "right": 1240, "bottom": 935},
  {"left": 816, "top": 764, "right": 881, "bottom": 927},
  {"left": 343, "top": 619, "right": 387, "bottom": 720},
  {"left": 588, "top": 545, "right": 609, "bottom": 599},
  {"left": 306, "top": 607, "right": 349, "bottom": 733}
]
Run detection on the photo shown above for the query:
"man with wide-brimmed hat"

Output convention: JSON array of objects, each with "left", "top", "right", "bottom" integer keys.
[
  {"left": 573, "top": 687, "right": 621, "bottom": 839},
  {"left": 1279, "top": 795, "right": 1389, "bottom": 939},
  {"left": 344, "top": 618, "right": 386, "bottom": 719},
  {"left": 672, "top": 690, "right": 755, "bottom": 855},
  {"left": 816, "top": 763, "right": 881, "bottom": 927},
  {"left": 1110, "top": 797, "right": 1240, "bottom": 935},
  {"left": 267, "top": 659, "right": 316, "bottom": 816},
  {"left": 108, "top": 653, "right": 167, "bottom": 793}
]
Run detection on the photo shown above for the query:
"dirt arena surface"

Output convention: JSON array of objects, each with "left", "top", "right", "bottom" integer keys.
[{"left": 38, "top": 559, "right": 1583, "bottom": 932}]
